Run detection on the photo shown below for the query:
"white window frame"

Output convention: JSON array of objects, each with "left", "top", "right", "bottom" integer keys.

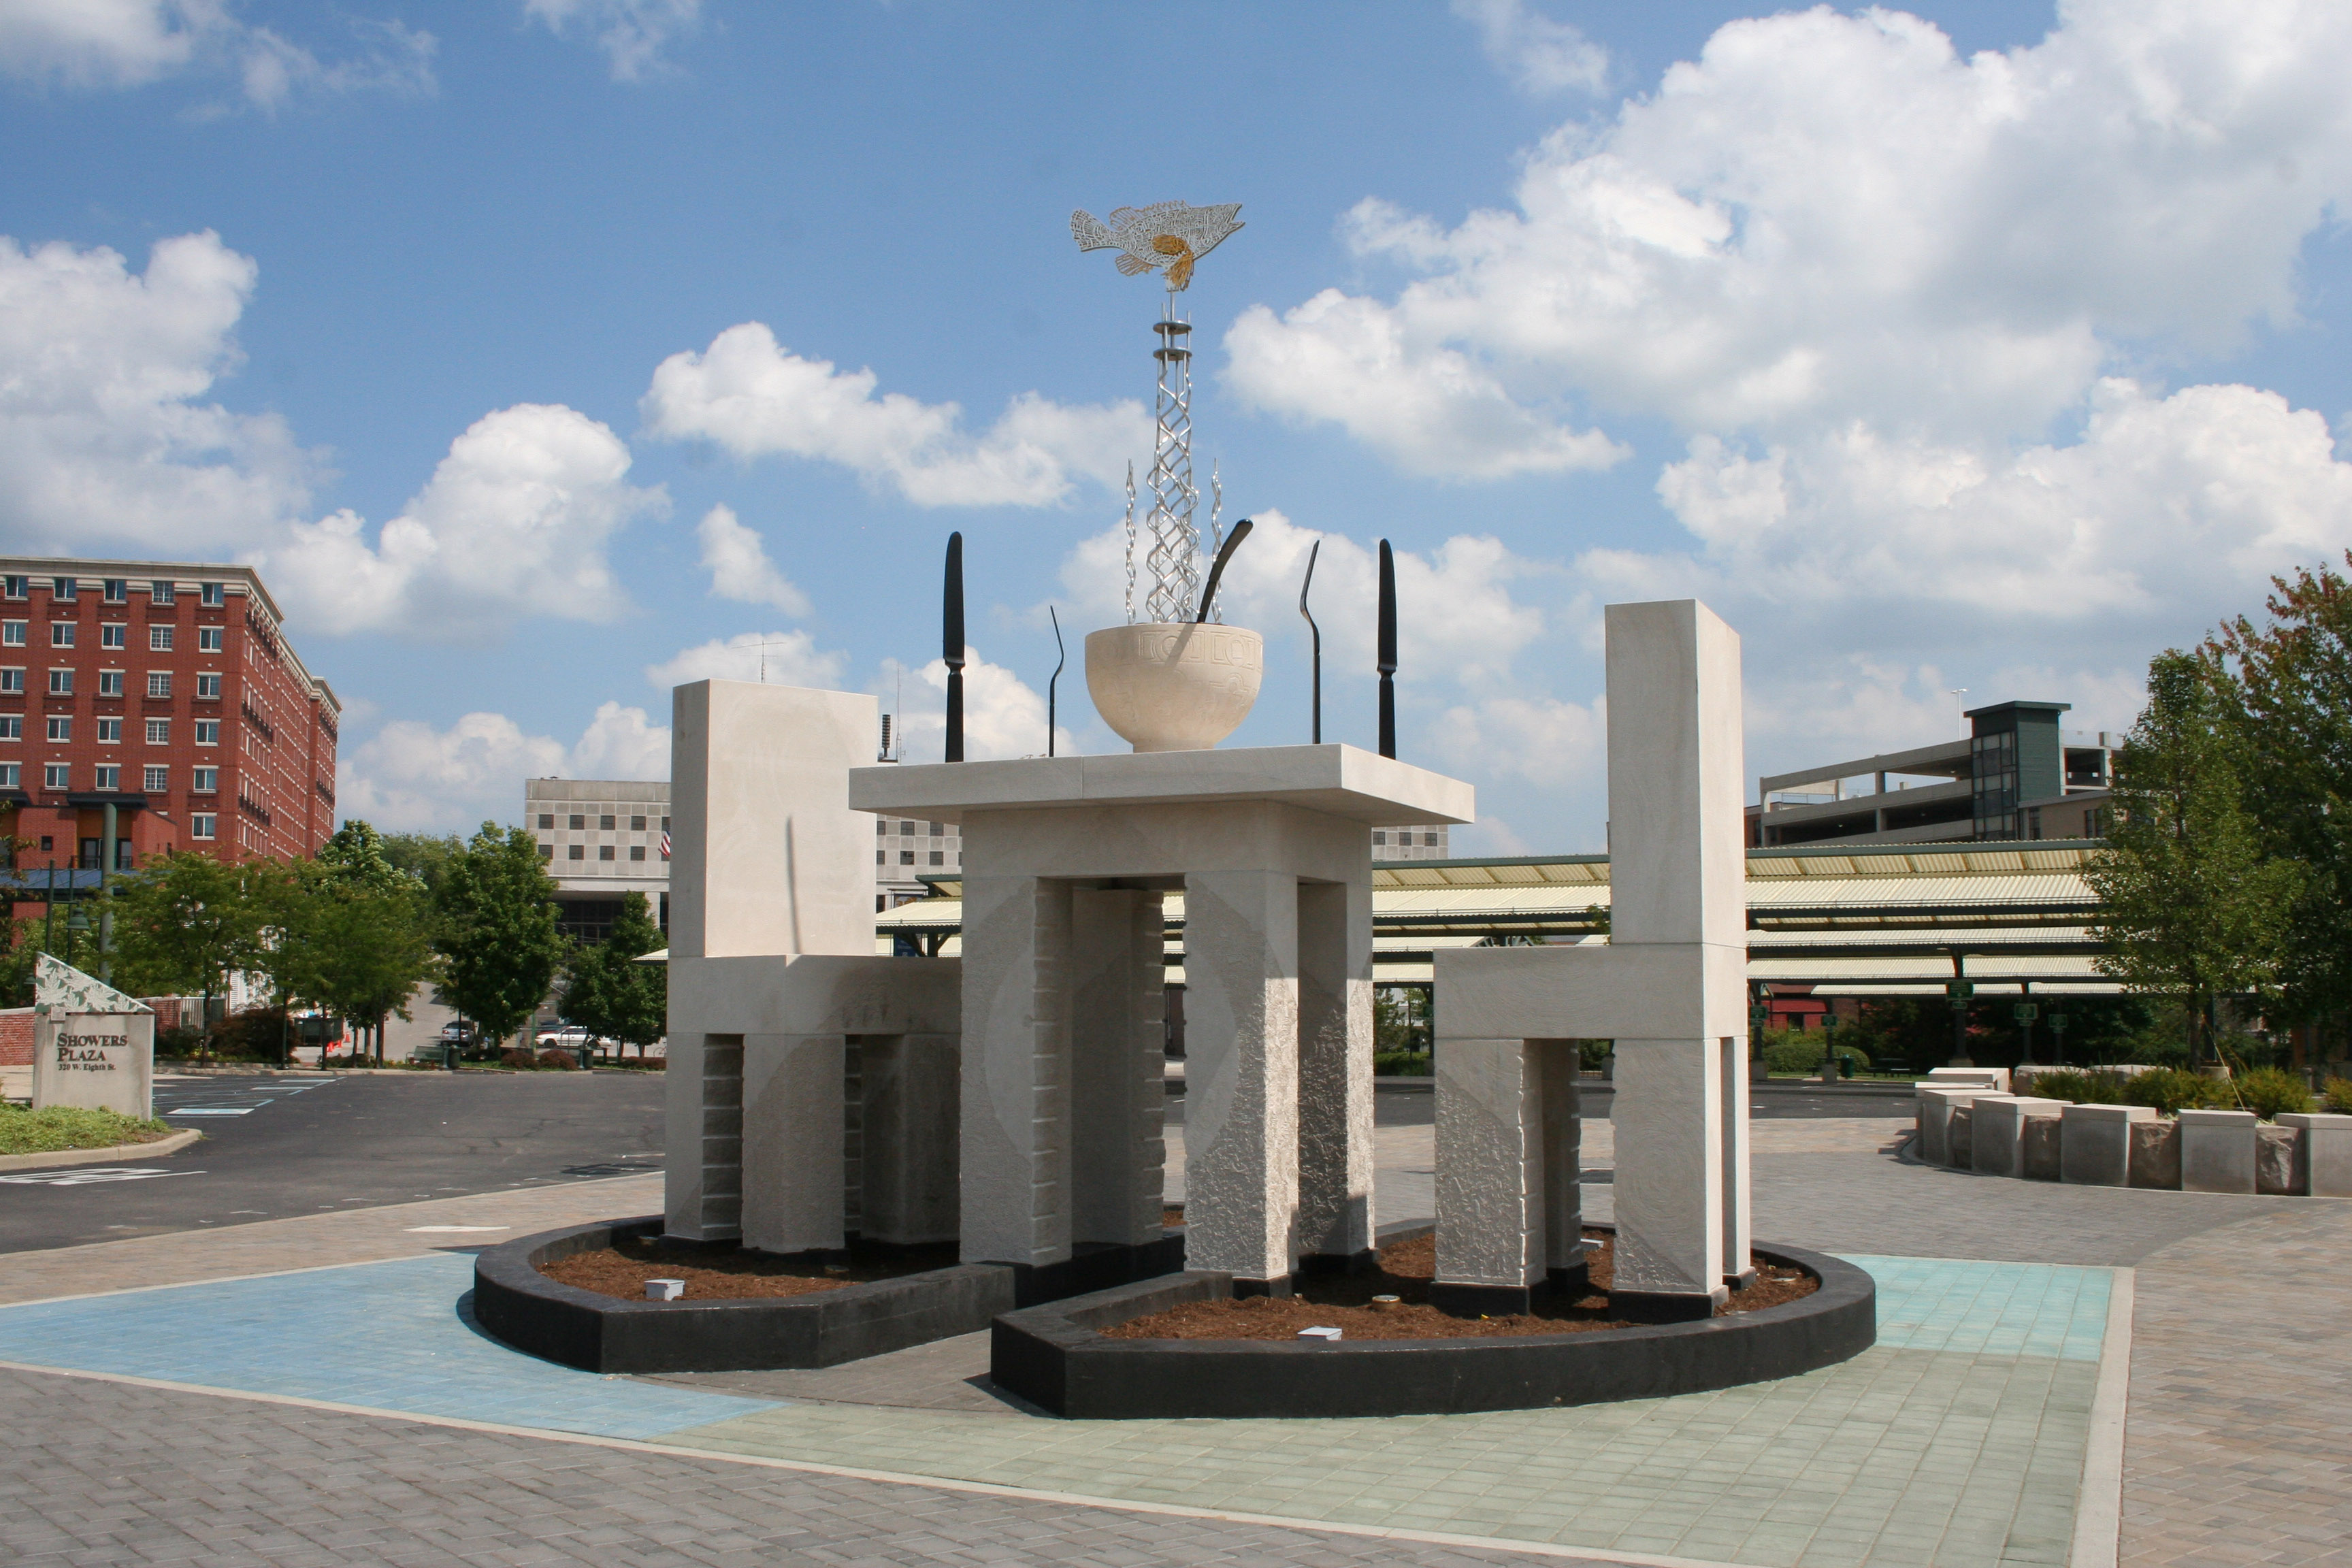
[
  {"left": 146, "top": 719, "right": 170, "bottom": 745},
  {"left": 43, "top": 763, "right": 67, "bottom": 790},
  {"left": 191, "top": 813, "right": 216, "bottom": 839},
  {"left": 195, "top": 721, "right": 219, "bottom": 746},
  {"left": 193, "top": 766, "right": 218, "bottom": 793},
  {"left": 149, "top": 625, "right": 175, "bottom": 652}
]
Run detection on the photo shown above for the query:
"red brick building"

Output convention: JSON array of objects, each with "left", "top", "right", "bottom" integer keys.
[{"left": 0, "top": 559, "right": 340, "bottom": 873}]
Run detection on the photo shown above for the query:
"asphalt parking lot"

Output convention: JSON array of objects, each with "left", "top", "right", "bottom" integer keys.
[{"left": 0, "top": 1070, "right": 665, "bottom": 1254}]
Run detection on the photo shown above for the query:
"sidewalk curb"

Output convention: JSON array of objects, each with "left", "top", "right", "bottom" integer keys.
[{"left": 0, "top": 1128, "right": 203, "bottom": 1173}]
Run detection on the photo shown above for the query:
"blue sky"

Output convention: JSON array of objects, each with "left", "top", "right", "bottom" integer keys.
[{"left": 3, "top": 0, "right": 2348, "bottom": 850}]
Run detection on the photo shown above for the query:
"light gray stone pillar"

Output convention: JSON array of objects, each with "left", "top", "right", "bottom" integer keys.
[
  {"left": 740, "top": 1033, "right": 847, "bottom": 1254},
  {"left": 2061, "top": 1102, "right": 2153, "bottom": 1186},
  {"left": 1537, "top": 1041, "right": 1584, "bottom": 1284},
  {"left": 1296, "top": 877, "right": 1375, "bottom": 1269},
  {"left": 960, "top": 875, "right": 1074, "bottom": 1272},
  {"left": 1070, "top": 888, "right": 1167, "bottom": 1250},
  {"left": 1718, "top": 1034, "right": 1752, "bottom": 1287},
  {"left": 860, "top": 1033, "right": 960, "bottom": 1244},
  {"left": 1974, "top": 1095, "right": 2064, "bottom": 1179},
  {"left": 1435, "top": 1038, "right": 1546, "bottom": 1305},
  {"left": 2178, "top": 1108, "right": 2257, "bottom": 1193},
  {"left": 2281, "top": 1111, "right": 2352, "bottom": 1196},
  {"left": 1183, "top": 868, "right": 1301, "bottom": 1290},
  {"left": 1612, "top": 1037, "right": 1729, "bottom": 1308}
]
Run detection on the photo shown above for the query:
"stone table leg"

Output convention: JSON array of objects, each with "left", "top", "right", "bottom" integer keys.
[
  {"left": 1183, "top": 868, "right": 1301, "bottom": 1294},
  {"left": 1071, "top": 889, "right": 1169, "bottom": 1272},
  {"left": 959, "top": 875, "right": 1074, "bottom": 1300},
  {"left": 1296, "top": 878, "right": 1373, "bottom": 1274},
  {"left": 860, "top": 1032, "right": 960, "bottom": 1245},
  {"left": 1434, "top": 1037, "right": 1546, "bottom": 1314},
  {"left": 740, "top": 1033, "right": 847, "bottom": 1254},
  {"left": 1610, "top": 1036, "right": 1729, "bottom": 1320}
]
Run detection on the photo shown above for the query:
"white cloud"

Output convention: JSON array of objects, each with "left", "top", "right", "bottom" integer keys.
[
  {"left": 1230, "top": 1, "right": 2352, "bottom": 464},
  {"left": 0, "top": 1, "right": 434, "bottom": 108},
  {"left": 1427, "top": 693, "right": 1603, "bottom": 786},
  {"left": 1057, "top": 509, "right": 1552, "bottom": 693},
  {"left": 693, "top": 503, "right": 808, "bottom": 615},
  {"left": 336, "top": 700, "right": 668, "bottom": 832},
  {"left": 889, "top": 648, "right": 1068, "bottom": 764},
  {"left": 641, "top": 322, "right": 1149, "bottom": 507},
  {"left": 1617, "top": 379, "right": 2352, "bottom": 623},
  {"left": 522, "top": 0, "right": 698, "bottom": 82},
  {"left": 0, "top": 230, "right": 316, "bottom": 552},
  {"left": 263, "top": 402, "right": 668, "bottom": 636},
  {"left": 1451, "top": 0, "right": 1607, "bottom": 95},
  {"left": 642, "top": 629, "right": 848, "bottom": 691}
]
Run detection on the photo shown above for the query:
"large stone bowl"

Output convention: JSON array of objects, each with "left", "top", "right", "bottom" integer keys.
[{"left": 1085, "top": 623, "right": 1264, "bottom": 753}]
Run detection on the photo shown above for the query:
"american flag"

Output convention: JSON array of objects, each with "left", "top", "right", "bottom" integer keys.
[{"left": 659, "top": 831, "right": 671, "bottom": 859}]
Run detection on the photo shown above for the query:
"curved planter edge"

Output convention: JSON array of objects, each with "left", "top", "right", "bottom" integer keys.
[
  {"left": 991, "top": 1235, "right": 1876, "bottom": 1419},
  {"left": 472, "top": 1215, "right": 1017, "bottom": 1374}
]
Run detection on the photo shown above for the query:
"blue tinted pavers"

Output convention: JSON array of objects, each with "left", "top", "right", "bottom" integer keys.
[
  {"left": 0, "top": 1252, "right": 778, "bottom": 1440},
  {"left": 1843, "top": 1254, "right": 2110, "bottom": 1361}
]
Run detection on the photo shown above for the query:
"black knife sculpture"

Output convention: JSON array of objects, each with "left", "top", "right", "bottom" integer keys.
[
  {"left": 944, "top": 532, "right": 965, "bottom": 763},
  {"left": 1377, "top": 538, "right": 1397, "bottom": 760}
]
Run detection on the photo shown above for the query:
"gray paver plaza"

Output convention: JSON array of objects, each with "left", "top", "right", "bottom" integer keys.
[{"left": 1, "top": 1145, "right": 2347, "bottom": 1567}]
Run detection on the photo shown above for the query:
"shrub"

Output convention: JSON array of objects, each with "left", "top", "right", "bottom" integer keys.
[
  {"left": 154, "top": 1024, "right": 207, "bottom": 1058},
  {"left": 536, "top": 1048, "right": 579, "bottom": 1071},
  {"left": 1373, "top": 1050, "right": 1431, "bottom": 1077},
  {"left": 0, "top": 1104, "right": 172, "bottom": 1155},
  {"left": 499, "top": 1047, "right": 540, "bottom": 1070},
  {"left": 2016, "top": 1068, "right": 2129, "bottom": 1105},
  {"left": 2232, "top": 1066, "right": 2313, "bottom": 1119},
  {"left": 1760, "top": 1031, "right": 1869, "bottom": 1075},
  {"left": 2119, "top": 1066, "right": 2219, "bottom": 1115}
]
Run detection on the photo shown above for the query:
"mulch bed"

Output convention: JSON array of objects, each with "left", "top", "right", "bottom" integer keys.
[
  {"left": 1102, "top": 1231, "right": 1815, "bottom": 1341},
  {"left": 540, "top": 1236, "right": 961, "bottom": 1302}
]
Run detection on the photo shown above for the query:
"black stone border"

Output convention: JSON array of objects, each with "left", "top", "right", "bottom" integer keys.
[
  {"left": 990, "top": 1230, "right": 1875, "bottom": 1419},
  {"left": 472, "top": 1216, "right": 1018, "bottom": 1373}
]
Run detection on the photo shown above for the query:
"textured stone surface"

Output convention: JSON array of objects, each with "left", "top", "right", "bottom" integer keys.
[
  {"left": 2021, "top": 1114, "right": 2062, "bottom": 1181},
  {"left": 1972, "top": 1096, "right": 2064, "bottom": 1179},
  {"left": 2062, "top": 1102, "right": 2153, "bottom": 1186},
  {"left": 1948, "top": 1105, "right": 1974, "bottom": 1169},
  {"left": 2255, "top": 1124, "right": 2298, "bottom": 1197},
  {"left": 2281, "top": 1111, "right": 2352, "bottom": 1197},
  {"left": 2128, "top": 1120, "right": 2180, "bottom": 1190},
  {"left": 2178, "top": 1108, "right": 2257, "bottom": 1194}
]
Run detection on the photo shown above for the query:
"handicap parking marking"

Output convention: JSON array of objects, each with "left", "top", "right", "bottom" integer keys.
[{"left": 0, "top": 1168, "right": 206, "bottom": 1186}]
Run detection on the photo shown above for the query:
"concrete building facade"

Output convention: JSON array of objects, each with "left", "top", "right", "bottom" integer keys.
[{"left": 0, "top": 557, "right": 339, "bottom": 872}]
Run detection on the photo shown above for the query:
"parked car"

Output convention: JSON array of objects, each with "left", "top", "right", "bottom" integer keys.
[
  {"left": 438, "top": 1022, "right": 479, "bottom": 1046},
  {"left": 535, "top": 1024, "right": 595, "bottom": 1049}
]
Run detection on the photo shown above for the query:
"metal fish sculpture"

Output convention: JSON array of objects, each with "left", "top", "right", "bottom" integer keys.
[{"left": 1071, "top": 201, "right": 1245, "bottom": 291}]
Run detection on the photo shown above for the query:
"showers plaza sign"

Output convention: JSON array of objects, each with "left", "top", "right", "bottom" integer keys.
[{"left": 30, "top": 955, "right": 154, "bottom": 1120}]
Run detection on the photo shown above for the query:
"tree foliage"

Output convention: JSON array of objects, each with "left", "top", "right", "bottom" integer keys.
[
  {"left": 108, "top": 852, "right": 284, "bottom": 1007},
  {"left": 558, "top": 892, "right": 668, "bottom": 1056},
  {"left": 431, "top": 823, "right": 567, "bottom": 1048},
  {"left": 279, "top": 821, "right": 438, "bottom": 1053},
  {"left": 378, "top": 831, "right": 465, "bottom": 895},
  {"left": 2208, "top": 553, "right": 2352, "bottom": 1024},
  {"left": 2087, "top": 651, "right": 2301, "bottom": 1058}
]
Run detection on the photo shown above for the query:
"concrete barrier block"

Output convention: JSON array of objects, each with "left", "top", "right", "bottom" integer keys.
[
  {"left": 2129, "top": 1120, "right": 2180, "bottom": 1189},
  {"left": 2178, "top": 1108, "right": 2257, "bottom": 1194},
  {"left": 2255, "top": 1126, "right": 2298, "bottom": 1196},
  {"left": 2061, "top": 1103, "right": 2154, "bottom": 1186},
  {"left": 2280, "top": 1113, "right": 2352, "bottom": 1197},
  {"left": 1972, "top": 1096, "right": 2065, "bottom": 1179},
  {"left": 2021, "top": 1115, "right": 2062, "bottom": 1181}
]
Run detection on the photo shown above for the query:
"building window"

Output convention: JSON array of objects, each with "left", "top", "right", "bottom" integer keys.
[
  {"left": 537, "top": 813, "right": 554, "bottom": 828},
  {"left": 198, "top": 626, "right": 223, "bottom": 653},
  {"left": 52, "top": 578, "right": 76, "bottom": 602},
  {"left": 191, "top": 813, "right": 215, "bottom": 839},
  {"left": 1371, "top": 831, "right": 1386, "bottom": 845},
  {"left": 928, "top": 822, "right": 943, "bottom": 836},
  {"left": 0, "top": 764, "right": 14, "bottom": 788},
  {"left": 630, "top": 815, "right": 646, "bottom": 830},
  {"left": 151, "top": 582, "right": 176, "bottom": 605},
  {"left": 899, "top": 821, "right": 916, "bottom": 834},
  {"left": 200, "top": 582, "right": 224, "bottom": 607},
  {"left": 97, "top": 718, "right": 122, "bottom": 742},
  {"left": 568, "top": 814, "right": 585, "bottom": 830},
  {"left": 1, "top": 576, "right": 22, "bottom": 600},
  {"left": 877, "top": 818, "right": 888, "bottom": 836},
  {"left": 98, "top": 671, "right": 123, "bottom": 697},
  {"left": 0, "top": 717, "right": 16, "bottom": 740},
  {"left": 1, "top": 622, "right": 20, "bottom": 647},
  {"left": 50, "top": 623, "right": 74, "bottom": 648},
  {"left": 48, "top": 670, "right": 72, "bottom": 696},
  {"left": 144, "top": 765, "right": 167, "bottom": 791},
  {"left": 101, "top": 624, "right": 127, "bottom": 649},
  {"left": 195, "top": 673, "right": 221, "bottom": 698},
  {"left": 95, "top": 764, "right": 119, "bottom": 790},
  {"left": 899, "top": 850, "right": 915, "bottom": 864},
  {"left": 146, "top": 719, "right": 169, "bottom": 744},
  {"left": 928, "top": 851, "right": 944, "bottom": 865},
  {"left": 0, "top": 669, "right": 20, "bottom": 693},
  {"left": 662, "top": 815, "right": 670, "bottom": 830},
  {"left": 149, "top": 625, "right": 174, "bottom": 651},
  {"left": 568, "top": 844, "right": 585, "bottom": 860},
  {"left": 539, "top": 844, "right": 553, "bottom": 859},
  {"left": 195, "top": 720, "right": 219, "bottom": 745},
  {"left": 629, "top": 845, "right": 645, "bottom": 861},
  {"left": 598, "top": 845, "right": 615, "bottom": 861},
  {"left": 875, "top": 849, "right": 885, "bottom": 865},
  {"left": 46, "top": 717, "right": 69, "bottom": 742},
  {"left": 193, "top": 767, "right": 216, "bottom": 791},
  {"left": 102, "top": 579, "right": 127, "bottom": 603},
  {"left": 44, "top": 763, "right": 68, "bottom": 789},
  {"left": 147, "top": 672, "right": 171, "bottom": 698},
  {"left": 599, "top": 814, "right": 615, "bottom": 830}
]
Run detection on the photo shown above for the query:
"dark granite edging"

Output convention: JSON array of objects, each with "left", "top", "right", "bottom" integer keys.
[
  {"left": 990, "top": 1232, "right": 1875, "bottom": 1419},
  {"left": 472, "top": 1216, "right": 1017, "bottom": 1373}
]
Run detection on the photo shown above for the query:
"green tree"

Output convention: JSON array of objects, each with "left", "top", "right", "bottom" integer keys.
[
  {"left": 2208, "top": 554, "right": 2352, "bottom": 1026},
  {"left": 108, "top": 853, "right": 283, "bottom": 1047},
  {"left": 378, "top": 831, "right": 465, "bottom": 895},
  {"left": 279, "top": 826, "right": 439, "bottom": 1064},
  {"left": 557, "top": 892, "right": 668, "bottom": 1059},
  {"left": 2087, "top": 651, "right": 2301, "bottom": 1063},
  {"left": 431, "top": 823, "right": 567, "bottom": 1052}
]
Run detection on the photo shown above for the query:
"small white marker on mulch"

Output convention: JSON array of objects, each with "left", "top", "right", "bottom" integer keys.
[
  {"left": 644, "top": 1278, "right": 686, "bottom": 1301},
  {"left": 1296, "top": 1325, "right": 1343, "bottom": 1342}
]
